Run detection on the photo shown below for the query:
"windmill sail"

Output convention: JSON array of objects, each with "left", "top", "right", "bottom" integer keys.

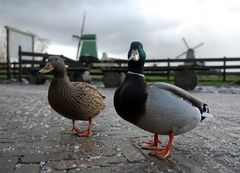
[
  {"left": 76, "top": 11, "right": 86, "bottom": 60},
  {"left": 182, "top": 37, "right": 190, "bottom": 49}
]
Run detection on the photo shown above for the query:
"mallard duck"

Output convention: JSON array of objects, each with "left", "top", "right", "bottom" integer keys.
[
  {"left": 39, "top": 56, "right": 105, "bottom": 137},
  {"left": 114, "top": 41, "right": 212, "bottom": 159}
]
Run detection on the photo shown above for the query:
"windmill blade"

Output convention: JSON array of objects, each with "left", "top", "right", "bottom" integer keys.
[
  {"left": 182, "top": 37, "right": 190, "bottom": 49},
  {"left": 76, "top": 10, "right": 86, "bottom": 60},
  {"left": 175, "top": 51, "right": 187, "bottom": 59},
  {"left": 80, "top": 10, "right": 86, "bottom": 37},
  {"left": 192, "top": 42, "right": 204, "bottom": 50}
]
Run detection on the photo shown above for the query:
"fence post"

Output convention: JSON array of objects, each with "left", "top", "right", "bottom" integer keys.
[
  {"left": 167, "top": 58, "right": 170, "bottom": 81},
  {"left": 13, "top": 62, "right": 16, "bottom": 78},
  {"left": 223, "top": 57, "right": 226, "bottom": 82},
  {"left": 5, "top": 26, "right": 11, "bottom": 80},
  {"left": 18, "top": 46, "right": 22, "bottom": 84}
]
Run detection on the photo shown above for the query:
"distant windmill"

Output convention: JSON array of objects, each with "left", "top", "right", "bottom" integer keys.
[
  {"left": 72, "top": 10, "right": 86, "bottom": 60},
  {"left": 176, "top": 38, "right": 204, "bottom": 66},
  {"left": 72, "top": 11, "right": 98, "bottom": 64}
]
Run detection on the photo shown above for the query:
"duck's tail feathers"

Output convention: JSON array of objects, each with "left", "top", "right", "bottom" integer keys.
[
  {"left": 101, "top": 95, "right": 106, "bottom": 99},
  {"left": 99, "top": 93, "right": 106, "bottom": 99},
  {"left": 200, "top": 104, "right": 214, "bottom": 121},
  {"left": 201, "top": 112, "right": 214, "bottom": 121}
]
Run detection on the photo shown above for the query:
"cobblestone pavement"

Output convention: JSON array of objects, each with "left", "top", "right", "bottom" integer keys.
[{"left": 0, "top": 83, "right": 239, "bottom": 173}]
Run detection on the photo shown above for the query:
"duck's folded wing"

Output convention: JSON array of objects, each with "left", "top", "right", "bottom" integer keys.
[
  {"left": 71, "top": 82, "right": 105, "bottom": 111},
  {"left": 152, "top": 82, "right": 206, "bottom": 107},
  {"left": 72, "top": 82, "right": 105, "bottom": 98}
]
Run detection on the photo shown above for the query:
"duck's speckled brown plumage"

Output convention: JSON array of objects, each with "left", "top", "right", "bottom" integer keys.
[
  {"left": 48, "top": 79, "right": 105, "bottom": 121},
  {"left": 39, "top": 56, "right": 105, "bottom": 124}
]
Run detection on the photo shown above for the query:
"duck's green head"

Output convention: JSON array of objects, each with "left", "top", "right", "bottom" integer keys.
[
  {"left": 128, "top": 41, "right": 146, "bottom": 74},
  {"left": 39, "top": 56, "right": 66, "bottom": 77}
]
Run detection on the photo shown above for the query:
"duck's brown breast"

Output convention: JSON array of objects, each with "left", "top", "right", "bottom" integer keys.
[{"left": 48, "top": 79, "right": 105, "bottom": 120}]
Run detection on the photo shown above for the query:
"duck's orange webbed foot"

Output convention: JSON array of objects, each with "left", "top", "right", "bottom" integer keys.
[
  {"left": 77, "top": 130, "right": 93, "bottom": 137},
  {"left": 68, "top": 120, "right": 82, "bottom": 133},
  {"left": 76, "top": 118, "right": 93, "bottom": 137},
  {"left": 137, "top": 133, "right": 162, "bottom": 150},
  {"left": 149, "top": 132, "right": 174, "bottom": 159}
]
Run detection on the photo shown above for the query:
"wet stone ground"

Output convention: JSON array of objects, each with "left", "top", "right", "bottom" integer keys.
[{"left": 0, "top": 83, "right": 239, "bottom": 173}]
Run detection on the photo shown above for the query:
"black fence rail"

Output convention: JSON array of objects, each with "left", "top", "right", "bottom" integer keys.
[
  {"left": 18, "top": 47, "right": 90, "bottom": 84},
  {"left": 93, "top": 57, "right": 240, "bottom": 81},
  {"left": 0, "top": 48, "right": 240, "bottom": 88}
]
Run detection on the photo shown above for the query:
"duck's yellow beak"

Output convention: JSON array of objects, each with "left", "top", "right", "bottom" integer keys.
[
  {"left": 39, "top": 62, "right": 54, "bottom": 74},
  {"left": 129, "top": 49, "right": 140, "bottom": 61}
]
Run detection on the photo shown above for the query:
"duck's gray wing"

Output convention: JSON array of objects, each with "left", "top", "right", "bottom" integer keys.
[{"left": 151, "top": 82, "right": 206, "bottom": 108}]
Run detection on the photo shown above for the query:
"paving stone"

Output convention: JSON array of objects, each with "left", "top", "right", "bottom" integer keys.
[
  {"left": 47, "top": 155, "right": 126, "bottom": 170},
  {"left": 0, "top": 84, "right": 239, "bottom": 173},
  {"left": 15, "top": 164, "right": 40, "bottom": 173},
  {"left": 0, "top": 155, "right": 19, "bottom": 173}
]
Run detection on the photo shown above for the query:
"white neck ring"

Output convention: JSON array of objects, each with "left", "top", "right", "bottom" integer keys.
[{"left": 128, "top": 71, "right": 145, "bottom": 77}]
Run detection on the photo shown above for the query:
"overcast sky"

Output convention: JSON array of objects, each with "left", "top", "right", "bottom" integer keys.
[{"left": 1, "top": 0, "right": 240, "bottom": 60}]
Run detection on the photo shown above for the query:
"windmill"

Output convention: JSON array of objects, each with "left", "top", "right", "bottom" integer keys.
[
  {"left": 176, "top": 38, "right": 204, "bottom": 66},
  {"left": 72, "top": 11, "right": 98, "bottom": 64},
  {"left": 72, "top": 10, "right": 86, "bottom": 60}
]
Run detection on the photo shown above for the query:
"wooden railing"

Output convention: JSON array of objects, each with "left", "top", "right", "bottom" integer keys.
[
  {"left": 92, "top": 57, "right": 240, "bottom": 82},
  {"left": 0, "top": 48, "right": 240, "bottom": 83}
]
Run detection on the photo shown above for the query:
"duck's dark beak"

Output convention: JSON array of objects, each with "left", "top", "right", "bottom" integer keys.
[
  {"left": 39, "top": 62, "right": 54, "bottom": 74},
  {"left": 128, "top": 49, "right": 140, "bottom": 61}
]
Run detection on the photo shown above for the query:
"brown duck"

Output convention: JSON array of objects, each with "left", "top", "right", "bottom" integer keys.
[{"left": 39, "top": 56, "right": 105, "bottom": 137}]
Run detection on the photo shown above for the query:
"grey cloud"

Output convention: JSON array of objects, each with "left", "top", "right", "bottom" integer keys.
[
  {"left": 0, "top": 0, "right": 183, "bottom": 58},
  {"left": 0, "top": 0, "right": 239, "bottom": 59}
]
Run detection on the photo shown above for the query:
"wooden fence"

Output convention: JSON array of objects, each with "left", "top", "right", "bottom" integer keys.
[
  {"left": 93, "top": 57, "right": 240, "bottom": 81},
  {"left": 0, "top": 49, "right": 240, "bottom": 84}
]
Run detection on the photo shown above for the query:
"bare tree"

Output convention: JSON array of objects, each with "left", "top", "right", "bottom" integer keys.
[
  {"left": 34, "top": 35, "right": 49, "bottom": 53},
  {"left": 0, "top": 28, "right": 49, "bottom": 63}
]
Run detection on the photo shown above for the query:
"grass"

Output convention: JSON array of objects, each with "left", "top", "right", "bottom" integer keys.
[
  {"left": 0, "top": 76, "right": 7, "bottom": 80},
  {"left": 91, "top": 75, "right": 103, "bottom": 81},
  {"left": 198, "top": 75, "right": 240, "bottom": 86},
  {"left": 0, "top": 74, "right": 239, "bottom": 86},
  {"left": 144, "top": 75, "right": 240, "bottom": 86},
  {"left": 145, "top": 76, "right": 174, "bottom": 82}
]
